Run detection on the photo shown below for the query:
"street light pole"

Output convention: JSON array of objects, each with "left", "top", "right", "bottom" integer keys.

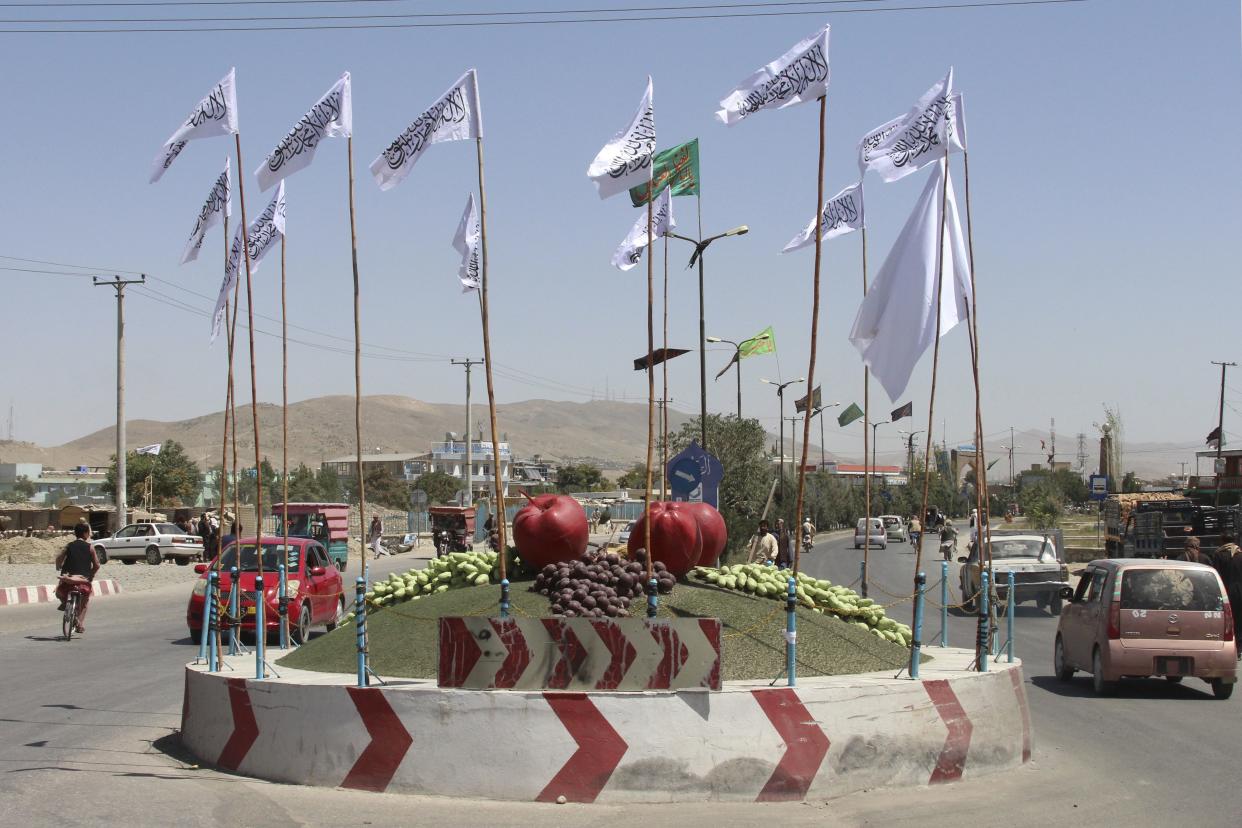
[
  {"left": 667, "top": 226, "right": 749, "bottom": 451},
  {"left": 762, "top": 377, "right": 804, "bottom": 502},
  {"left": 810, "top": 403, "right": 840, "bottom": 471},
  {"left": 708, "top": 329, "right": 772, "bottom": 421},
  {"left": 94, "top": 275, "right": 145, "bottom": 532}
]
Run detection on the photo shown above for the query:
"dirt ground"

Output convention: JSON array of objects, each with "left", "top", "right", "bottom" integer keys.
[{"left": 1, "top": 536, "right": 66, "bottom": 565}]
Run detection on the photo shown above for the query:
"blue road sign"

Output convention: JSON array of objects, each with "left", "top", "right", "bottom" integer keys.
[
  {"left": 1089, "top": 474, "right": 1108, "bottom": 501},
  {"left": 667, "top": 441, "right": 724, "bottom": 508}
]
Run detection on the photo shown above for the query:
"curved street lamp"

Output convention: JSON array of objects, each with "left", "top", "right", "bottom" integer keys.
[{"left": 761, "top": 376, "right": 804, "bottom": 499}]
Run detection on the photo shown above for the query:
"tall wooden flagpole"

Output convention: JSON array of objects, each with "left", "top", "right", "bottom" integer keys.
[
  {"left": 234, "top": 134, "right": 263, "bottom": 578},
  {"left": 345, "top": 137, "right": 367, "bottom": 590},
  {"left": 475, "top": 131, "right": 507, "bottom": 583},
  {"left": 642, "top": 190, "right": 656, "bottom": 596},
  {"left": 281, "top": 233, "right": 290, "bottom": 621},
  {"left": 218, "top": 217, "right": 232, "bottom": 552},
  {"left": 229, "top": 269, "right": 241, "bottom": 535},
  {"left": 662, "top": 235, "right": 669, "bottom": 498},
  {"left": 792, "top": 95, "right": 827, "bottom": 576},
  {"left": 861, "top": 222, "right": 872, "bottom": 598},
  {"left": 910, "top": 148, "right": 951, "bottom": 673}
]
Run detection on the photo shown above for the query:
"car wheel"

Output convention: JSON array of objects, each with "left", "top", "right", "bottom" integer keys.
[
  {"left": 1165, "top": 675, "right": 1183, "bottom": 684},
  {"left": 145, "top": 546, "right": 161, "bottom": 565},
  {"left": 325, "top": 596, "right": 345, "bottom": 632},
  {"left": 1054, "top": 635, "right": 1073, "bottom": 681},
  {"left": 1211, "top": 679, "right": 1234, "bottom": 700},
  {"left": 292, "top": 603, "right": 311, "bottom": 645},
  {"left": 337, "top": 559, "right": 347, "bottom": 572},
  {"left": 189, "top": 629, "right": 202, "bottom": 645},
  {"left": 1092, "top": 647, "right": 1116, "bottom": 696},
  {"left": 962, "top": 582, "right": 977, "bottom": 613},
  {"left": 94, "top": 545, "right": 108, "bottom": 565},
  {"left": 1050, "top": 595, "right": 1063, "bottom": 616}
]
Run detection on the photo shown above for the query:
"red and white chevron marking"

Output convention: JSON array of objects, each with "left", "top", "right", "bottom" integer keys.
[
  {"left": 0, "top": 578, "right": 121, "bottom": 607},
  {"left": 181, "top": 651, "right": 1032, "bottom": 803},
  {"left": 438, "top": 616, "right": 722, "bottom": 691}
]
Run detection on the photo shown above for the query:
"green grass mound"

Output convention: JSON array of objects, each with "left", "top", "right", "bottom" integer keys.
[{"left": 277, "top": 578, "right": 921, "bottom": 682}]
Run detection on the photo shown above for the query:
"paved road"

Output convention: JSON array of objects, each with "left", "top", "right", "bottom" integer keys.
[{"left": 1, "top": 538, "right": 1239, "bottom": 827}]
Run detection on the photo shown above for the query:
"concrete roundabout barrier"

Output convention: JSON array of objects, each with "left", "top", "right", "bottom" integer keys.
[{"left": 180, "top": 647, "right": 1032, "bottom": 803}]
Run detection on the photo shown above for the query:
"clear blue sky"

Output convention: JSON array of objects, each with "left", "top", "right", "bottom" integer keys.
[{"left": 1, "top": 0, "right": 1239, "bottom": 471}]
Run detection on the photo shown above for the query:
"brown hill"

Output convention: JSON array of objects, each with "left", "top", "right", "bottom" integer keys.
[{"left": 3, "top": 396, "right": 699, "bottom": 471}]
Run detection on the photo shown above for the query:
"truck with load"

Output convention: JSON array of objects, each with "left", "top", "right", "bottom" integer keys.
[
  {"left": 1102, "top": 493, "right": 1189, "bottom": 557},
  {"left": 1121, "top": 504, "right": 1239, "bottom": 558}
]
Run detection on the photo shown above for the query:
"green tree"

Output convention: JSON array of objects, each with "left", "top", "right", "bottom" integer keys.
[
  {"left": 1019, "top": 479, "right": 1065, "bottom": 530},
  {"left": 1, "top": 476, "right": 35, "bottom": 503},
  {"left": 103, "top": 440, "right": 201, "bottom": 506},
  {"left": 342, "top": 466, "right": 411, "bottom": 510},
  {"left": 556, "top": 463, "right": 605, "bottom": 493},
  {"left": 669, "top": 415, "right": 774, "bottom": 563},
  {"left": 235, "top": 457, "right": 279, "bottom": 506},
  {"left": 1121, "top": 471, "right": 1140, "bottom": 493},
  {"left": 315, "top": 466, "right": 343, "bottom": 501},
  {"left": 616, "top": 463, "right": 647, "bottom": 490},
  {"left": 412, "top": 470, "right": 460, "bottom": 505},
  {"left": 285, "top": 464, "right": 322, "bottom": 501}
]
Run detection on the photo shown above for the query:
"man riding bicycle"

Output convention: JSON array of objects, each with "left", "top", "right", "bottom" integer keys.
[{"left": 55, "top": 523, "right": 100, "bottom": 634}]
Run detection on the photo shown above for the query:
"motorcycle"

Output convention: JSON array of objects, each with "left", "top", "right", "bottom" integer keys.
[
  {"left": 802, "top": 533, "right": 814, "bottom": 555},
  {"left": 939, "top": 534, "right": 957, "bottom": 561}
]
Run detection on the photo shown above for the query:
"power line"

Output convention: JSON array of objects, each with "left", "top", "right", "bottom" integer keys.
[{"left": 0, "top": 0, "right": 1089, "bottom": 33}]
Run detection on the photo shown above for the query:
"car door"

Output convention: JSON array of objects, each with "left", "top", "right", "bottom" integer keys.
[
  {"left": 1061, "top": 568, "right": 1096, "bottom": 667},
  {"left": 113, "top": 525, "right": 137, "bottom": 557},
  {"left": 1071, "top": 569, "right": 1109, "bottom": 667},
  {"left": 304, "top": 544, "right": 328, "bottom": 622}
]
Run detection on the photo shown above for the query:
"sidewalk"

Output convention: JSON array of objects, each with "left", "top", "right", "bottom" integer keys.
[{"left": 1, "top": 578, "right": 122, "bottom": 607}]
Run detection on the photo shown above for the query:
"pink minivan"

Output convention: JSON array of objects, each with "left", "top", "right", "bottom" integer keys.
[{"left": 1054, "top": 559, "right": 1237, "bottom": 699}]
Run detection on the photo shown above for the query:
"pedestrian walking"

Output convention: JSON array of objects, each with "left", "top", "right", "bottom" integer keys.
[
  {"left": 369, "top": 515, "right": 387, "bottom": 559},
  {"left": 1172, "top": 536, "right": 1206, "bottom": 564},
  {"left": 774, "top": 518, "right": 793, "bottom": 570}
]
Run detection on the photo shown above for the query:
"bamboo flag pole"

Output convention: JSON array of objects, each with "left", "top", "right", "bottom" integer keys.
[
  {"left": 910, "top": 147, "right": 951, "bottom": 673},
  {"left": 346, "top": 136, "right": 367, "bottom": 589},
  {"left": 792, "top": 95, "right": 827, "bottom": 576},
  {"left": 861, "top": 223, "right": 872, "bottom": 597},
  {"left": 234, "top": 134, "right": 262, "bottom": 578},
  {"left": 281, "top": 234, "right": 290, "bottom": 598},
  {"left": 661, "top": 234, "right": 669, "bottom": 499},
  {"left": 475, "top": 132, "right": 507, "bottom": 583},
  {"left": 642, "top": 192, "right": 656, "bottom": 596},
  {"left": 216, "top": 216, "right": 233, "bottom": 589},
  {"left": 229, "top": 267, "right": 241, "bottom": 536}
]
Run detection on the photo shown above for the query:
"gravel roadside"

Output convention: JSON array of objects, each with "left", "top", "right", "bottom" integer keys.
[{"left": 0, "top": 561, "right": 202, "bottom": 592}]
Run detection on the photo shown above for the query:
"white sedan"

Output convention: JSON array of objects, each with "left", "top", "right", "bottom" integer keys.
[{"left": 93, "top": 522, "right": 204, "bottom": 566}]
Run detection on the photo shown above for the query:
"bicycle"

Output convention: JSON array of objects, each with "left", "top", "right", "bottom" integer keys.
[{"left": 59, "top": 574, "right": 90, "bottom": 641}]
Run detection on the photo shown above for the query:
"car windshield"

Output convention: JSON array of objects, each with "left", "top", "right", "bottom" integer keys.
[
  {"left": 1121, "top": 568, "right": 1223, "bottom": 612},
  {"left": 217, "top": 542, "right": 301, "bottom": 572},
  {"left": 985, "top": 538, "right": 1055, "bottom": 561},
  {"left": 882, "top": 517, "right": 899, "bottom": 527},
  {"left": 157, "top": 523, "right": 181, "bottom": 534}
]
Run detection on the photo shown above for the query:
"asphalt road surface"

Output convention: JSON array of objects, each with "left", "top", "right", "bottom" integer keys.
[{"left": 1, "top": 539, "right": 1238, "bottom": 827}]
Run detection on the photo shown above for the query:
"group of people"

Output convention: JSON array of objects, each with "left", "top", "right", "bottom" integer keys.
[
  {"left": 746, "top": 516, "right": 817, "bottom": 569},
  {"left": 1171, "top": 535, "right": 1242, "bottom": 641}
]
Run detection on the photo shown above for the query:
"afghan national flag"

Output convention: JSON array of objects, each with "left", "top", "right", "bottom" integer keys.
[
  {"left": 629, "top": 139, "right": 700, "bottom": 206},
  {"left": 837, "top": 403, "right": 864, "bottom": 427},
  {"left": 891, "top": 401, "right": 913, "bottom": 422}
]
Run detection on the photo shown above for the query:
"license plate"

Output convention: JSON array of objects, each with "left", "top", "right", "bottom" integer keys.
[
  {"left": 1156, "top": 656, "right": 1191, "bottom": 675},
  {"left": 245, "top": 606, "right": 256, "bottom": 616}
]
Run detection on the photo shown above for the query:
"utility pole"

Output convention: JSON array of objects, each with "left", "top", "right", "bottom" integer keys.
[
  {"left": 94, "top": 275, "right": 145, "bottom": 531},
  {"left": 1211, "top": 360, "right": 1235, "bottom": 507},
  {"left": 1076, "top": 432, "right": 1087, "bottom": 478},
  {"left": 451, "top": 359, "right": 483, "bottom": 506}
]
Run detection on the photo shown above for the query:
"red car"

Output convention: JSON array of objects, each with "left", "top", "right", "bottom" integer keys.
[{"left": 186, "top": 536, "right": 347, "bottom": 645}]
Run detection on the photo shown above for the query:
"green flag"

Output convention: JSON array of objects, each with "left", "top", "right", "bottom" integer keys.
[
  {"left": 629, "top": 139, "right": 700, "bottom": 207},
  {"left": 837, "top": 403, "right": 864, "bottom": 427},
  {"left": 739, "top": 326, "right": 775, "bottom": 358}
]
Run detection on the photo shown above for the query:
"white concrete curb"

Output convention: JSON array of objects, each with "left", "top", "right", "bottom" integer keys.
[
  {"left": 0, "top": 579, "right": 122, "bottom": 607},
  {"left": 181, "top": 647, "right": 1032, "bottom": 803}
]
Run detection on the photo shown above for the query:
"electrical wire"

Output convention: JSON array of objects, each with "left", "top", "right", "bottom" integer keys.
[{"left": 0, "top": 0, "right": 1088, "bottom": 33}]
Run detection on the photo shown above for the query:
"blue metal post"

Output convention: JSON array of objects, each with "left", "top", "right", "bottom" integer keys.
[
  {"left": 228, "top": 566, "right": 240, "bottom": 655},
  {"left": 500, "top": 578, "right": 510, "bottom": 619},
  {"left": 911, "top": 571, "right": 926, "bottom": 680},
  {"left": 646, "top": 578, "right": 659, "bottom": 618},
  {"left": 197, "top": 576, "right": 211, "bottom": 663},
  {"left": 355, "top": 577, "right": 368, "bottom": 687},
  {"left": 786, "top": 576, "right": 797, "bottom": 687},
  {"left": 1007, "top": 571, "right": 1016, "bottom": 663},
  {"left": 207, "top": 571, "right": 219, "bottom": 671},
  {"left": 940, "top": 560, "right": 949, "bottom": 647},
  {"left": 254, "top": 575, "right": 266, "bottom": 679},
  {"left": 979, "top": 570, "right": 990, "bottom": 672},
  {"left": 860, "top": 560, "right": 868, "bottom": 599},
  {"left": 278, "top": 564, "right": 289, "bottom": 650}
]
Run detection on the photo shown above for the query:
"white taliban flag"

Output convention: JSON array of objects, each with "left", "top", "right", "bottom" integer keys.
[
  {"left": 782, "top": 180, "right": 864, "bottom": 253},
  {"left": 372, "top": 69, "right": 482, "bottom": 192},
  {"left": 848, "top": 160, "right": 972, "bottom": 402},
  {"left": 611, "top": 187, "right": 675, "bottom": 271},
  {"left": 255, "top": 73, "right": 352, "bottom": 192},
  {"left": 454, "top": 193, "right": 481, "bottom": 293},
  {"left": 587, "top": 77, "right": 655, "bottom": 200},
  {"left": 136, "top": 443, "right": 162, "bottom": 456},
  {"left": 150, "top": 68, "right": 239, "bottom": 183},
  {"left": 181, "top": 159, "right": 232, "bottom": 264},
  {"left": 211, "top": 181, "right": 287, "bottom": 342},
  {"left": 862, "top": 70, "right": 967, "bottom": 183},
  {"left": 716, "top": 24, "right": 829, "bottom": 126}
]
